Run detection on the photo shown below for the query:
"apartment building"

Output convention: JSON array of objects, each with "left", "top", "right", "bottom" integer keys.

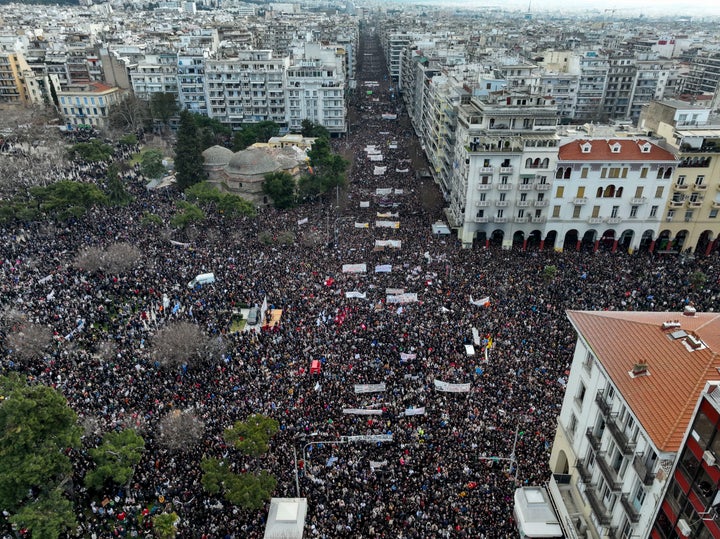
[
  {"left": 204, "top": 50, "right": 288, "bottom": 129},
  {"left": 573, "top": 52, "right": 609, "bottom": 122},
  {"left": 447, "top": 91, "right": 559, "bottom": 248},
  {"left": 0, "top": 51, "right": 38, "bottom": 105},
  {"left": 130, "top": 52, "right": 179, "bottom": 100},
  {"left": 57, "top": 81, "right": 125, "bottom": 129},
  {"left": 177, "top": 51, "right": 207, "bottom": 115},
  {"left": 549, "top": 309, "right": 720, "bottom": 539},
  {"left": 547, "top": 138, "right": 677, "bottom": 253}
]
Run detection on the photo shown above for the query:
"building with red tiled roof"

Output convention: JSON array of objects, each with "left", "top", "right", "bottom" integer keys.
[
  {"left": 547, "top": 308, "right": 720, "bottom": 539},
  {"left": 57, "top": 81, "right": 126, "bottom": 130},
  {"left": 547, "top": 138, "right": 677, "bottom": 253}
]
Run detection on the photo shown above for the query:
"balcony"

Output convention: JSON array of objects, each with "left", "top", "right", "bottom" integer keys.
[
  {"left": 675, "top": 183, "right": 689, "bottom": 190},
  {"left": 576, "top": 459, "right": 593, "bottom": 483},
  {"left": 517, "top": 200, "right": 531, "bottom": 207},
  {"left": 479, "top": 166, "right": 494, "bottom": 173},
  {"left": 585, "top": 486, "right": 613, "bottom": 526},
  {"left": 498, "top": 183, "right": 513, "bottom": 191},
  {"left": 475, "top": 216, "right": 489, "bottom": 223},
  {"left": 534, "top": 200, "right": 549, "bottom": 207},
  {"left": 689, "top": 201, "right": 703, "bottom": 208},
  {"left": 596, "top": 452, "right": 623, "bottom": 491},
  {"left": 573, "top": 197, "right": 588, "bottom": 205},
  {"left": 531, "top": 216, "right": 546, "bottom": 223},
  {"left": 669, "top": 200, "right": 685, "bottom": 208},
  {"left": 495, "top": 201, "right": 509, "bottom": 207},
  {"left": 631, "top": 197, "right": 647, "bottom": 204},
  {"left": 515, "top": 216, "right": 529, "bottom": 223},
  {"left": 595, "top": 390, "right": 612, "bottom": 416},
  {"left": 607, "top": 217, "right": 622, "bottom": 224},
  {"left": 475, "top": 200, "right": 490, "bottom": 207},
  {"left": 535, "top": 183, "right": 551, "bottom": 191},
  {"left": 585, "top": 428, "right": 602, "bottom": 451},
  {"left": 620, "top": 494, "right": 641, "bottom": 523},
  {"left": 588, "top": 217, "right": 604, "bottom": 224},
  {"left": 477, "top": 184, "right": 492, "bottom": 191},
  {"left": 518, "top": 183, "right": 533, "bottom": 191},
  {"left": 694, "top": 184, "right": 708, "bottom": 191},
  {"left": 606, "top": 419, "right": 636, "bottom": 455},
  {"left": 633, "top": 454, "right": 656, "bottom": 486},
  {"left": 713, "top": 201, "right": 720, "bottom": 209},
  {"left": 494, "top": 217, "right": 508, "bottom": 223},
  {"left": 500, "top": 166, "right": 513, "bottom": 173}
]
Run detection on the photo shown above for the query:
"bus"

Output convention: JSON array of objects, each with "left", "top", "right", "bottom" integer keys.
[{"left": 514, "top": 486, "right": 564, "bottom": 538}]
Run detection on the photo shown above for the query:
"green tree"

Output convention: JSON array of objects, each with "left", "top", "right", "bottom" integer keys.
[
  {"left": 170, "top": 201, "right": 205, "bottom": 229},
  {"left": 0, "top": 376, "right": 81, "bottom": 538},
  {"left": 118, "top": 133, "right": 138, "bottom": 146},
  {"left": 542, "top": 265, "right": 557, "bottom": 283},
  {"left": 232, "top": 121, "right": 280, "bottom": 151},
  {"left": 149, "top": 92, "right": 179, "bottom": 129},
  {"left": 141, "top": 211, "right": 163, "bottom": 227},
  {"left": 305, "top": 137, "right": 348, "bottom": 194},
  {"left": 29, "top": 180, "right": 108, "bottom": 220},
  {"left": 200, "top": 458, "right": 276, "bottom": 511},
  {"left": 300, "top": 119, "right": 330, "bottom": 139},
  {"left": 174, "top": 110, "right": 207, "bottom": 190},
  {"left": 153, "top": 512, "right": 179, "bottom": 539},
  {"left": 141, "top": 149, "right": 167, "bottom": 179},
  {"left": 224, "top": 414, "right": 279, "bottom": 458},
  {"left": 69, "top": 139, "right": 114, "bottom": 162},
  {"left": 217, "top": 193, "right": 256, "bottom": 218},
  {"left": 105, "top": 164, "right": 133, "bottom": 207},
  {"left": 263, "top": 171, "right": 296, "bottom": 209},
  {"left": 85, "top": 429, "right": 145, "bottom": 491},
  {"left": 690, "top": 270, "right": 707, "bottom": 289},
  {"left": 193, "top": 114, "right": 231, "bottom": 151}
]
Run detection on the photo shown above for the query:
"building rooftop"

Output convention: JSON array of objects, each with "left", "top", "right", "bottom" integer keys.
[
  {"left": 559, "top": 138, "right": 677, "bottom": 162},
  {"left": 567, "top": 310, "right": 720, "bottom": 452}
]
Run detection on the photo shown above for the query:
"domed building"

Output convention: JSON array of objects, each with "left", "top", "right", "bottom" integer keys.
[{"left": 201, "top": 144, "right": 310, "bottom": 206}]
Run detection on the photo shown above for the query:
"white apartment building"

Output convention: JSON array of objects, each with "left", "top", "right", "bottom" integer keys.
[
  {"left": 130, "top": 52, "right": 178, "bottom": 100},
  {"left": 549, "top": 309, "right": 720, "bottom": 539},
  {"left": 448, "top": 92, "right": 559, "bottom": 248},
  {"left": 547, "top": 138, "right": 677, "bottom": 252},
  {"left": 58, "top": 81, "right": 125, "bottom": 129},
  {"left": 204, "top": 50, "right": 288, "bottom": 129},
  {"left": 286, "top": 43, "right": 346, "bottom": 135},
  {"left": 177, "top": 51, "right": 207, "bottom": 115}
]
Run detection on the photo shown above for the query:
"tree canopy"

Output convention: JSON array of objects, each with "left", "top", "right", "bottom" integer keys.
[
  {"left": 224, "top": 414, "right": 279, "bottom": 458},
  {"left": 200, "top": 458, "right": 276, "bottom": 511},
  {"left": 262, "top": 171, "right": 296, "bottom": 209},
  {"left": 0, "top": 375, "right": 81, "bottom": 538},
  {"left": 299, "top": 119, "right": 330, "bottom": 140},
  {"left": 85, "top": 429, "right": 145, "bottom": 491},
  {"left": 232, "top": 121, "right": 280, "bottom": 151},
  {"left": 174, "top": 110, "right": 207, "bottom": 190},
  {"left": 69, "top": 139, "right": 114, "bottom": 162},
  {"left": 184, "top": 182, "right": 256, "bottom": 218},
  {"left": 105, "top": 163, "right": 133, "bottom": 207},
  {"left": 140, "top": 149, "right": 167, "bottom": 179}
]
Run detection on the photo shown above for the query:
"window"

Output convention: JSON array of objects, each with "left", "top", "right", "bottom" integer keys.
[
  {"left": 608, "top": 167, "right": 621, "bottom": 178},
  {"left": 496, "top": 209, "right": 504, "bottom": 218},
  {"left": 518, "top": 209, "right": 525, "bottom": 218},
  {"left": 581, "top": 167, "right": 589, "bottom": 178},
  {"left": 634, "top": 186, "right": 644, "bottom": 198},
  {"left": 568, "top": 413, "right": 578, "bottom": 438},
  {"left": 573, "top": 206, "right": 581, "bottom": 219},
  {"left": 501, "top": 176, "right": 509, "bottom": 184},
  {"left": 711, "top": 209, "right": 719, "bottom": 219},
  {"left": 655, "top": 186, "right": 664, "bottom": 198},
  {"left": 650, "top": 205, "right": 658, "bottom": 217},
  {"left": 577, "top": 383, "right": 586, "bottom": 406},
  {"left": 499, "top": 193, "right": 506, "bottom": 202},
  {"left": 692, "top": 411, "right": 716, "bottom": 450},
  {"left": 696, "top": 175, "right": 705, "bottom": 186},
  {"left": 479, "top": 193, "right": 486, "bottom": 201},
  {"left": 537, "top": 193, "right": 545, "bottom": 202},
  {"left": 685, "top": 210, "right": 694, "bottom": 222},
  {"left": 677, "top": 175, "right": 686, "bottom": 186},
  {"left": 552, "top": 205, "right": 561, "bottom": 218},
  {"left": 576, "top": 186, "right": 585, "bottom": 198},
  {"left": 556, "top": 186, "right": 564, "bottom": 198},
  {"left": 611, "top": 206, "right": 619, "bottom": 218},
  {"left": 668, "top": 209, "right": 675, "bottom": 220},
  {"left": 476, "top": 209, "right": 484, "bottom": 218},
  {"left": 640, "top": 167, "right": 648, "bottom": 178},
  {"left": 601, "top": 168, "right": 607, "bottom": 179},
  {"left": 630, "top": 206, "right": 638, "bottom": 218}
]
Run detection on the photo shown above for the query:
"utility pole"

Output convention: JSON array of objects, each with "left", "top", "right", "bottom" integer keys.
[{"left": 293, "top": 446, "right": 300, "bottom": 497}]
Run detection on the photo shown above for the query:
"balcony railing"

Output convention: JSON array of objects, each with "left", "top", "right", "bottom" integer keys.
[
  {"left": 694, "top": 184, "right": 708, "bottom": 191},
  {"left": 573, "top": 197, "right": 588, "bottom": 205},
  {"left": 531, "top": 216, "right": 546, "bottom": 223},
  {"left": 576, "top": 459, "right": 592, "bottom": 483},
  {"left": 498, "top": 183, "right": 513, "bottom": 191},
  {"left": 669, "top": 200, "right": 684, "bottom": 208},
  {"left": 588, "top": 217, "right": 604, "bottom": 224},
  {"left": 500, "top": 166, "right": 513, "bottom": 173},
  {"left": 494, "top": 217, "right": 507, "bottom": 223},
  {"left": 675, "top": 183, "right": 689, "bottom": 190},
  {"left": 515, "top": 216, "right": 529, "bottom": 223},
  {"left": 475, "top": 216, "right": 489, "bottom": 223},
  {"left": 495, "top": 201, "right": 509, "bottom": 207},
  {"left": 534, "top": 200, "right": 549, "bottom": 207},
  {"left": 620, "top": 493, "right": 641, "bottom": 523},
  {"left": 633, "top": 454, "right": 656, "bottom": 486},
  {"left": 631, "top": 197, "right": 647, "bottom": 204},
  {"left": 607, "top": 217, "right": 622, "bottom": 224},
  {"left": 596, "top": 452, "right": 623, "bottom": 491},
  {"left": 535, "top": 183, "right": 551, "bottom": 190},
  {"left": 606, "top": 419, "right": 636, "bottom": 455},
  {"left": 477, "top": 184, "right": 492, "bottom": 190},
  {"left": 517, "top": 201, "right": 531, "bottom": 207},
  {"left": 479, "top": 166, "right": 494, "bottom": 173},
  {"left": 595, "top": 391, "right": 612, "bottom": 416},
  {"left": 585, "top": 486, "right": 613, "bottom": 526},
  {"left": 585, "top": 428, "right": 602, "bottom": 451},
  {"left": 475, "top": 200, "right": 490, "bottom": 207},
  {"left": 518, "top": 183, "right": 533, "bottom": 191}
]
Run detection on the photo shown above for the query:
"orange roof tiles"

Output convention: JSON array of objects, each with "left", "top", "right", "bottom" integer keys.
[
  {"left": 566, "top": 310, "right": 720, "bottom": 452},
  {"left": 559, "top": 139, "right": 677, "bottom": 162}
]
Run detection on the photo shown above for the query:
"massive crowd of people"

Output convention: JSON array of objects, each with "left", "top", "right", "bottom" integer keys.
[{"left": 2, "top": 30, "right": 720, "bottom": 539}]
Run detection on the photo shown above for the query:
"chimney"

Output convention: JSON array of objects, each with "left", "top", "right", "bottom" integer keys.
[
  {"left": 630, "top": 362, "right": 649, "bottom": 377},
  {"left": 683, "top": 305, "right": 697, "bottom": 316}
]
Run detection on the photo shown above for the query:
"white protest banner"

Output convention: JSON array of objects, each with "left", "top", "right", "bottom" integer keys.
[
  {"left": 400, "top": 352, "right": 417, "bottom": 361},
  {"left": 403, "top": 407, "right": 426, "bottom": 416},
  {"left": 373, "top": 166, "right": 387, "bottom": 176},
  {"left": 472, "top": 327, "right": 481, "bottom": 346},
  {"left": 465, "top": 344, "right": 476, "bottom": 356},
  {"left": 345, "top": 291, "right": 367, "bottom": 299},
  {"left": 375, "top": 240, "right": 402, "bottom": 248},
  {"left": 434, "top": 380, "right": 472, "bottom": 393},
  {"left": 470, "top": 296, "right": 490, "bottom": 307},
  {"left": 382, "top": 113, "right": 397, "bottom": 120},
  {"left": 369, "top": 154, "right": 384, "bottom": 161},
  {"left": 388, "top": 143, "right": 398, "bottom": 149},
  {"left": 395, "top": 168, "right": 409, "bottom": 173},
  {"left": 374, "top": 264, "right": 392, "bottom": 273},
  {"left": 354, "top": 383, "right": 386, "bottom": 393},
  {"left": 354, "top": 222, "right": 370, "bottom": 228},
  {"left": 375, "top": 188, "right": 392, "bottom": 195},
  {"left": 170, "top": 240, "right": 191, "bottom": 247},
  {"left": 352, "top": 410, "right": 384, "bottom": 418},
  {"left": 344, "top": 434, "right": 393, "bottom": 443},
  {"left": 394, "top": 189, "right": 404, "bottom": 195},
  {"left": 386, "top": 293, "right": 418, "bottom": 304},
  {"left": 342, "top": 264, "right": 367, "bottom": 274},
  {"left": 377, "top": 212, "right": 399, "bottom": 218},
  {"left": 375, "top": 221, "right": 400, "bottom": 229},
  {"left": 369, "top": 460, "right": 387, "bottom": 470},
  {"left": 38, "top": 274, "right": 53, "bottom": 285},
  {"left": 360, "top": 201, "right": 370, "bottom": 208},
  {"left": 386, "top": 288, "right": 405, "bottom": 295},
  {"left": 297, "top": 217, "right": 308, "bottom": 225}
]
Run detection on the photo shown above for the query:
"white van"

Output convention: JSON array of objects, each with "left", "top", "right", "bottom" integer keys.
[{"left": 187, "top": 272, "right": 216, "bottom": 289}]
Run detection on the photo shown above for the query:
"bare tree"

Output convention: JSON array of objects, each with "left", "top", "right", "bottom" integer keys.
[
  {"left": 151, "top": 321, "right": 225, "bottom": 368},
  {"left": 5, "top": 321, "right": 54, "bottom": 361},
  {"left": 73, "top": 242, "right": 142, "bottom": 274},
  {"left": 158, "top": 409, "right": 205, "bottom": 452},
  {"left": 107, "top": 94, "right": 150, "bottom": 133}
]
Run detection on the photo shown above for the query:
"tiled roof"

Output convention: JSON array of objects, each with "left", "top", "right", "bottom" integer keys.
[
  {"left": 559, "top": 139, "right": 677, "bottom": 162},
  {"left": 566, "top": 310, "right": 720, "bottom": 452}
]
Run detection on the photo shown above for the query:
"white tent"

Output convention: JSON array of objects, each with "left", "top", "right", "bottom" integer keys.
[{"left": 264, "top": 498, "right": 308, "bottom": 539}]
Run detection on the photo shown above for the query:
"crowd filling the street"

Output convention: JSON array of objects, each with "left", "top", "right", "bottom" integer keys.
[{"left": 2, "top": 29, "right": 720, "bottom": 539}]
